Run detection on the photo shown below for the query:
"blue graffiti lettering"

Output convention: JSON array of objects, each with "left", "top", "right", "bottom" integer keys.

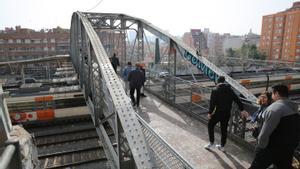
[
  {"left": 207, "top": 69, "right": 215, "bottom": 80},
  {"left": 183, "top": 50, "right": 218, "bottom": 83},
  {"left": 191, "top": 56, "right": 198, "bottom": 65}
]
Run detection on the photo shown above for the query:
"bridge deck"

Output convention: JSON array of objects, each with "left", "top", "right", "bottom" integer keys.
[{"left": 137, "top": 91, "right": 253, "bottom": 169}]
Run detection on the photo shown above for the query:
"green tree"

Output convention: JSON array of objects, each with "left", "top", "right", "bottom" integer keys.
[
  {"left": 226, "top": 48, "right": 236, "bottom": 58},
  {"left": 241, "top": 44, "right": 266, "bottom": 60}
]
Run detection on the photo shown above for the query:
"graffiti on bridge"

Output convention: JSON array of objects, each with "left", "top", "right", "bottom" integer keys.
[{"left": 183, "top": 50, "right": 219, "bottom": 82}]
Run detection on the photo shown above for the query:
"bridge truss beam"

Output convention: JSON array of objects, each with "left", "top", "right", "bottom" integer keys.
[
  {"left": 83, "top": 12, "right": 257, "bottom": 102},
  {"left": 71, "top": 12, "right": 152, "bottom": 169}
]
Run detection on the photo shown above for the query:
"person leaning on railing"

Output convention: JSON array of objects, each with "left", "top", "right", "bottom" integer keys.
[
  {"left": 247, "top": 84, "right": 300, "bottom": 169},
  {"left": 249, "top": 91, "right": 272, "bottom": 139}
]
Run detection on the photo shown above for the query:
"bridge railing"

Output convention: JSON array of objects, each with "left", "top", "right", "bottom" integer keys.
[
  {"left": 71, "top": 11, "right": 198, "bottom": 168},
  {"left": 145, "top": 71, "right": 259, "bottom": 149},
  {"left": 0, "top": 86, "right": 22, "bottom": 169},
  {"left": 136, "top": 114, "right": 194, "bottom": 169},
  {"left": 0, "top": 141, "right": 22, "bottom": 169},
  {"left": 145, "top": 71, "right": 300, "bottom": 160}
]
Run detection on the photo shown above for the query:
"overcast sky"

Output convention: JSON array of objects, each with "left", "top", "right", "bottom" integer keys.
[{"left": 0, "top": 0, "right": 297, "bottom": 36}]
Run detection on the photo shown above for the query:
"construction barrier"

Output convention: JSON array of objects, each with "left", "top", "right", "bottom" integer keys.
[
  {"left": 191, "top": 92, "right": 202, "bottom": 103},
  {"left": 240, "top": 79, "right": 251, "bottom": 88}
]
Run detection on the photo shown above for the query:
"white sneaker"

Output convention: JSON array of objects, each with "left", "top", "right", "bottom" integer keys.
[
  {"left": 216, "top": 144, "right": 225, "bottom": 152},
  {"left": 204, "top": 143, "right": 214, "bottom": 150}
]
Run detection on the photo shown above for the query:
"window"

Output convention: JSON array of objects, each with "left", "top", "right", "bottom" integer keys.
[
  {"left": 25, "top": 39, "right": 30, "bottom": 43},
  {"left": 268, "top": 18, "right": 273, "bottom": 22},
  {"left": 51, "top": 47, "right": 55, "bottom": 51},
  {"left": 44, "top": 47, "right": 48, "bottom": 51},
  {"left": 296, "top": 49, "right": 300, "bottom": 53},
  {"left": 297, "top": 42, "right": 300, "bottom": 46},
  {"left": 34, "top": 39, "right": 41, "bottom": 43},
  {"left": 50, "top": 38, "right": 55, "bottom": 43},
  {"left": 0, "top": 39, "right": 4, "bottom": 44},
  {"left": 16, "top": 39, "right": 21, "bottom": 43},
  {"left": 8, "top": 39, "right": 13, "bottom": 43},
  {"left": 43, "top": 39, "right": 47, "bottom": 43}
]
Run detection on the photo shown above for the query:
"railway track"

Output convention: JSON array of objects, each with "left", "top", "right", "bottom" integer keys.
[{"left": 22, "top": 115, "right": 113, "bottom": 169}]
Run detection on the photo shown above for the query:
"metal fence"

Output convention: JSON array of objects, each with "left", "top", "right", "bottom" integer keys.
[
  {"left": 145, "top": 71, "right": 260, "bottom": 149},
  {"left": 136, "top": 114, "right": 194, "bottom": 169},
  {"left": 145, "top": 70, "right": 300, "bottom": 161}
]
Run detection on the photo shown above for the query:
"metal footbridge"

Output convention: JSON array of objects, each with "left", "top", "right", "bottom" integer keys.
[
  {"left": 2, "top": 11, "right": 299, "bottom": 169},
  {"left": 68, "top": 11, "right": 262, "bottom": 168}
]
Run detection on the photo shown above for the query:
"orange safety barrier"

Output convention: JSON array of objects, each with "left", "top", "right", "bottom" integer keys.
[
  {"left": 36, "top": 109, "right": 55, "bottom": 120},
  {"left": 240, "top": 79, "right": 251, "bottom": 86},
  {"left": 191, "top": 92, "right": 202, "bottom": 103},
  {"left": 34, "top": 96, "right": 54, "bottom": 102}
]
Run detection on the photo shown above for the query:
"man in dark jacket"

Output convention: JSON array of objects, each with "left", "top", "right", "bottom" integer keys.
[
  {"left": 205, "top": 76, "right": 246, "bottom": 151},
  {"left": 139, "top": 63, "right": 147, "bottom": 97},
  {"left": 128, "top": 63, "right": 145, "bottom": 107},
  {"left": 111, "top": 53, "right": 119, "bottom": 72},
  {"left": 249, "top": 84, "right": 300, "bottom": 169}
]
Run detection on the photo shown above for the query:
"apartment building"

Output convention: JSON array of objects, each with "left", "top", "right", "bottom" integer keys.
[
  {"left": 191, "top": 29, "right": 208, "bottom": 55},
  {"left": 260, "top": 2, "right": 300, "bottom": 62},
  {"left": 0, "top": 26, "right": 70, "bottom": 61}
]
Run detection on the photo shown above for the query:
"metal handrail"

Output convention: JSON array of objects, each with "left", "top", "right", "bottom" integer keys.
[
  {"left": 0, "top": 144, "right": 16, "bottom": 169},
  {"left": 136, "top": 114, "right": 195, "bottom": 169},
  {"left": 0, "top": 141, "right": 22, "bottom": 169}
]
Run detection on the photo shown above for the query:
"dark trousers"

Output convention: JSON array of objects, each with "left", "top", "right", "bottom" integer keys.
[
  {"left": 130, "top": 86, "right": 141, "bottom": 106},
  {"left": 112, "top": 65, "right": 117, "bottom": 72},
  {"left": 208, "top": 115, "right": 230, "bottom": 146},
  {"left": 249, "top": 147, "right": 294, "bottom": 169}
]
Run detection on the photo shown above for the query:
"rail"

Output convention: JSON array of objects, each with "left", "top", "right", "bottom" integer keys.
[
  {"left": 145, "top": 71, "right": 259, "bottom": 149},
  {"left": 136, "top": 114, "right": 194, "bottom": 169},
  {"left": 145, "top": 72, "right": 300, "bottom": 160},
  {"left": 70, "top": 11, "right": 199, "bottom": 168},
  {"left": 0, "top": 85, "right": 22, "bottom": 169},
  {"left": 0, "top": 141, "right": 22, "bottom": 169}
]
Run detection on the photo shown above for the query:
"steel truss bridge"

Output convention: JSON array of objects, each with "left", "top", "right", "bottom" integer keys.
[{"left": 70, "top": 12, "right": 300, "bottom": 168}]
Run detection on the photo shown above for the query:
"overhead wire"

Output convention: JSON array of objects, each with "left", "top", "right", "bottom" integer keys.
[{"left": 86, "top": 0, "right": 104, "bottom": 11}]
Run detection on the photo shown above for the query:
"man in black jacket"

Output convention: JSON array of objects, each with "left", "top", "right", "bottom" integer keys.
[
  {"left": 205, "top": 76, "right": 246, "bottom": 151},
  {"left": 249, "top": 84, "right": 300, "bottom": 169},
  {"left": 128, "top": 63, "right": 144, "bottom": 107},
  {"left": 111, "top": 53, "right": 119, "bottom": 72}
]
